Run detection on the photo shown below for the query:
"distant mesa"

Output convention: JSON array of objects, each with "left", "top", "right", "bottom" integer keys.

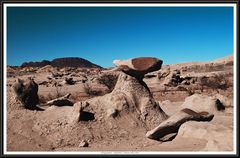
[
  {"left": 21, "top": 60, "right": 51, "bottom": 68},
  {"left": 21, "top": 57, "right": 102, "bottom": 68}
]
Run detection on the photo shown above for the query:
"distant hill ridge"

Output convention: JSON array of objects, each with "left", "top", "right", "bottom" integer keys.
[{"left": 21, "top": 57, "right": 102, "bottom": 68}]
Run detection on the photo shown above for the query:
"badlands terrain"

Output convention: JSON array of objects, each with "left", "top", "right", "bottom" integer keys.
[{"left": 6, "top": 55, "right": 234, "bottom": 152}]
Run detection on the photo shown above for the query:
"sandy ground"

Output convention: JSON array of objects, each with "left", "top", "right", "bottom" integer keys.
[{"left": 6, "top": 76, "right": 233, "bottom": 152}]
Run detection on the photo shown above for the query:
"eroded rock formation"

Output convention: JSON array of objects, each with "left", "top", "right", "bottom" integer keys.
[
  {"left": 146, "top": 108, "right": 214, "bottom": 140},
  {"left": 12, "top": 77, "right": 40, "bottom": 110},
  {"left": 72, "top": 57, "right": 167, "bottom": 129}
]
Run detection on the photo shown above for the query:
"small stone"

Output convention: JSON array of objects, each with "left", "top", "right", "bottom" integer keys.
[
  {"left": 82, "top": 101, "right": 89, "bottom": 108},
  {"left": 79, "top": 140, "right": 89, "bottom": 147},
  {"left": 64, "top": 77, "right": 75, "bottom": 85},
  {"left": 107, "top": 108, "right": 118, "bottom": 118},
  {"left": 182, "top": 80, "right": 190, "bottom": 85}
]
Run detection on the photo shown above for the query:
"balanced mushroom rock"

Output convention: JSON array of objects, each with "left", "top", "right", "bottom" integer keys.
[
  {"left": 72, "top": 57, "right": 168, "bottom": 129},
  {"left": 12, "top": 77, "right": 40, "bottom": 110},
  {"left": 113, "top": 57, "right": 163, "bottom": 80}
]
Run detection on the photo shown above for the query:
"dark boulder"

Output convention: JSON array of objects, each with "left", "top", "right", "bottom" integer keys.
[{"left": 12, "top": 78, "right": 40, "bottom": 110}]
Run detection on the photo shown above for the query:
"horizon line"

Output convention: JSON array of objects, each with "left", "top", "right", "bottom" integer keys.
[{"left": 7, "top": 53, "right": 233, "bottom": 68}]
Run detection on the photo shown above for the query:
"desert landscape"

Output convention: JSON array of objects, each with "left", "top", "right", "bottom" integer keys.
[{"left": 6, "top": 55, "right": 234, "bottom": 152}]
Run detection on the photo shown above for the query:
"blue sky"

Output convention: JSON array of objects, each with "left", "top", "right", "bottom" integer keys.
[{"left": 7, "top": 6, "right": 233, "bottom": 68}]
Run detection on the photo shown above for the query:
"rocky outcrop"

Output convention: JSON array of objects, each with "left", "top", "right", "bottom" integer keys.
[{"left": 143, "top": 55, "right": 233, "bottom": 102}]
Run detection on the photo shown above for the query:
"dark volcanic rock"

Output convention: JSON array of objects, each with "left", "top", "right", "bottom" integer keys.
[
  {"left": 21, "top": 57, "right": 102, "bottom": 68},
  {"left": 51, "top": 57, "right": 102, "bottom": 68},
  {"left": 21, "top": 60, "right": 51, "bottom": 68}
]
